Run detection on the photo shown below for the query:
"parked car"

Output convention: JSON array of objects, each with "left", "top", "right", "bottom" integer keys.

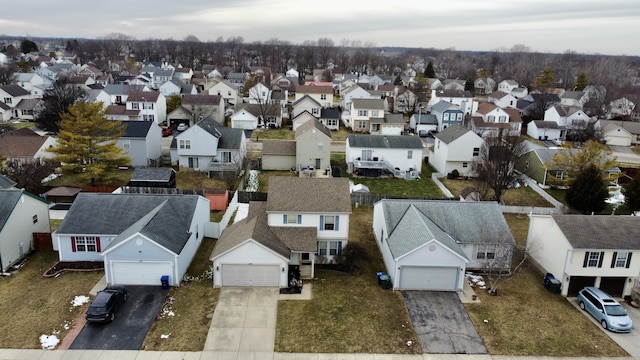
[
  {"left": 86, "top": 286, "right": 127, "bottom": 323},
  {"left": 578, "top": 286, "right": 633, "bottom": 332},
  {"left": 176, "top": 123, "right": 189, "bottom": 132},
  {"left": 161, "top": 125, "right": 173, "bottom": 137},
  {"left": 418, "top": 130, "right": 428, "bottom": 137}
]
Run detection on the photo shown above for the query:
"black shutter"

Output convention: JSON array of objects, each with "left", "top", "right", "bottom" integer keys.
[
  {"left": 626, "top": 252, "right": 633, "bottom": 268},
  {"left": 598, "top": 252, "right": 604, "bottom": 268},
  {"left": 611, "top": 252, "right": 618, "bottom": 268},
  {"left": 583, "top": 252, "right": 589, "bottom": 267}
]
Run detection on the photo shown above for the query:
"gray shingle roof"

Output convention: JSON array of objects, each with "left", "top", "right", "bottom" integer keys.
[
  {"left": 346, "top": 134, "right": 423, "bottom": 149},
  {"left": 320, "top": 108, "right": 340, "bottom": 119},
  {"left": 57, "top": 193, "right": 200, "bottom": 255},
  {"left": 430, "top": 100, "right": 459, "bottom": 113},
  {"left": 0, "top": 175, "right": 17, "bottom": 189},
  {"left": 130, "top": 168, "right": 176, "bottom": 182},
  {"left": 552, "top": 215, "right": 640, "bottom": 250},
  {"left": 0, "top": 84, "right": 30, "bottom": 97},
  {"left": 295, "top": 118, "right": 332, "bottom": 139},
  {"left": 352, "top": 98, "right": 385, "bottom": 110},
  {"left": 122, "top": 120, "right": 153, "bottom": 138},
  {"left": 102, "top": 84, "right": 146, "bottom": 95},
  {"left": 266, "top": 177, "right": 351, "bottom": 213},
  {"left": 433, "top": 124, "right": 472, "bottom": 144},
  {"left": 262, "top": 140, "right": 296, "bottom": 155},
  {"left": 196, "top": 117, "right": 244, "bottom": 150}
]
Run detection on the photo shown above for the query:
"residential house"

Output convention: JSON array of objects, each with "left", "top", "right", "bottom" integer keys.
[
  {"left": 173, "top": 67, "right": 194, "bottom": 83},
  {"left": 600, "top": 123, "right": 633, "bottom": 146},
  {"left": 346, "top": 134, "right": 423, "bottom": 179},
  {"left": 295, "top": 85, "right": 333, "bottom": 108},
  {"left": 66, "top": 74, "right": 96, "bottom": 90},
  {"left": 443, "top": 79, "right": 465, "bottom": 91},
  {"left": 149, "top": 68, "right": 174, "bottom": 89},
  {"left": 226, "top": 72, "right": 248, "bottom": 91},
  {"left": 117, "top": 121, "right": 163, "bottom": 167},
  {"left": 295, "top": 118, "right": 332, "bottom": 173},
  {"left": 430, "top": 100, "right": 464, "bottom": 130},
  {"left": 181, "top": 94, "right": 225, "bottom": 124},
  {"left": 349, "top": 98, "right": 386, "bottom": 133},
  {"left": 527, "top": 214, "right": 640, "bottom": 297},
  {"left": 207, "top": 79, "right": 241, "bottom": 108},
  {"left": 0, "top": 84, "right": 32, "bottom": 111},
  {"left": 469, "top": 102, "right": 522, "bottom": 137},
  {"left": 210, "top": 176, "right": 351, "bottom": 286},
  {"left": 372, "top": 200, "right": 515, "bottom": 290},
  {"left": 319, "top": 108, "right": 340, "bottom": 131},
  {"left": 370, "top": 113, "right": 405, "bottom": 135},
  {"left": 261, "top": 140, "right": 296, "bottom": 171},
  {"left": 54, "top": 193, "right": 209, "bottom": 286},
  {"left": 409, "top": 113, "right": 438, "bottom": 133},
  {"left": 12, "top": 99, "right": 40, "bottom": 121},
  {"left": 510, "top": 87, "right": 529, "bottom": 99},
  {"left": 0, "top": 128, "right": 57, "bottom": 164},
  {"left": 394, "top": 87, "right": 418, "bottom": 113},
  {"left": 560, "top": 91, "right": 589, "bottom": 108},
  {"left": 292, "top": 95, "right": 322, "bottom": 119},
  {"left": 609, "top": 97, "right": 636, "bottom": 117},
  {"left": 12, "top": 73, "right": 50, "bottom": 98},
  {"left": 171, "top": 117, "right": 247, "bottom": 177},
  {"left": 488, "top": 91, "right": 518, "bottom": 109},
  {"left": 427, "top": 89, "right": 473, "bottom": 115},
  {"left": 0, "top": 102, "right": 10, "bottom": 121},
  {"left": 159, "top": 79, "right": 197, "bottom": 97},
  {"left": 429, "top": 125, "right": 484, "bottom": 176},
  {"left": 291, "top": 111, "right": 317, "bottom": 131},
  {"left": 595, "top": 120, "right": 640, "bottom": 145},
  {"left": 285, "top": 68, "right": 299, "bottom": 78},
  {"left": 526, "top": 120, "right": 566, "bottom": 143},
  {"left": 247, "top": 82, "right": 273, "bottom": 104},
  {"left": 340, "top": 84, "right": 375, "bottom": 109},
  {"left": 544, "top": 105, "right": 590, "bottom": 131},
  {"left": 369, "top": 74, "right": 392, "bottom": 88},
  {"left": 426, "top": 78, "right": 443, "bottom": 90},
  {"left": 474, "top": 77, "right": 496, "bottom": 95},
  {"left": 270, "top": 74, "right": 295, "bottom": 93},
  {"left": 231, "top": 104, "right": 282, "bottom": 130},
  {"left": 94, "top": 84, "right": 148, "bottom": 108},
  {"left": 125, "top": 91, "right": 166, "bottom": 124},
  {"left": 0, "top": 189, "right": 50, "bottom": 271},
  {"left": 498, "top": 79, "right": 519, "bottom": 93}
]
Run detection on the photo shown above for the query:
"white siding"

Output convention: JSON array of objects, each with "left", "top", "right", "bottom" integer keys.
[{"left": 212, "top": 240, "right": 288, "bottom": 287}]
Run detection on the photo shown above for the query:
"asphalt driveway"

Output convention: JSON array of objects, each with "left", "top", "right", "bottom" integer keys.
[
  {"left": 70, "top": 286, "right": 169, "bottom": 350},
  {"left": 402, "top": 291, "right": 486, "bottom": 354}
]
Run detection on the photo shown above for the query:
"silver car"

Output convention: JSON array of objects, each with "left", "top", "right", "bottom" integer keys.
[{"left": 578, "top": 286, "right": 633, "bottom": 332}]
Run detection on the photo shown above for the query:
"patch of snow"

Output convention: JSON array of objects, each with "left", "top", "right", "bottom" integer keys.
[
  {"left": 39, "top": 334, "right": 60, "bottom": 350},
  {"left": 41, "top": 173, "right": 61, "bottom": 184},
  {"left": 161, "top": 333, "right": 171, "bottom": 339},
  {"left": 246, "top": 170, "right": 259, "bottom": 192},
  {"left": 234, "top": 203, "right": 249, "bottom": 223},
  {"left": 465, "top": 272, "right": 486, "bottom": 289},
  {"left": 406, "top": 340, "right": 413, "bottom": 347},
  {"left": 71, "top": 295, "right": 90, "bottom": 307},
  {"left": 606, "top": 186, "right": 625, "bottom": 205}
]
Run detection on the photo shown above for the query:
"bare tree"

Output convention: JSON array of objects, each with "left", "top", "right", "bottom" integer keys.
[
  {"left": 472, "top": 133, "right": 528, "bottom": 203},
  {"left": 480, "top": 229, "right": 530, "bottom": 295}
]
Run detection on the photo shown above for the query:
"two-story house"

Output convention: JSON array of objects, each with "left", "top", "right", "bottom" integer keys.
[
  {"left": 207, "top": 79, "right": 241, "bottom": 108},
  {"left": 427, "top": 89, "right": 473, "bottom": 115},
  {"left": 498, "top": 79, "right": 519, "bottom": 93},
  {"left": 430, "top": 100, "right": 464, "bottom": 130},
  {"left": 469, "top": 102, "right": 522, "bottom": 137},
  {"left": 292, "top": 95, "right": 322, "bottom": 121},
  {"left": 340, "top": 84, "right": 376, "bottom": 110},
  {"left": 349, "top": 98, "right": 386, "bottom": 133},
  {"left": 125, "top": 91, "right": 166, "bottom": 124},
  {"left": 0, "top": 85, "right": 32, "bottom": 112},
  {"left": 346, "top": 134, "right": 423, "bottom": 179},
  {"left": 488, "top": 91, "right": 518, "bottom": 109},
  {"left": 210, "top": 176, "right": 351, "bottom": 287},
  {"left": 116, "top": 121, "right": 163, "bottom": 167},
  {"left": 429, "top": 124, "right": 484, "bottom": 176},
  {"left": 295, "top": 85, "right": 334, "bottom": 108},
  {"left": 544, "top": 105, "right": 590, "bottom": 131}
]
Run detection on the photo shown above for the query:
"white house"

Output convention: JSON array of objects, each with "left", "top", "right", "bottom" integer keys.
[
  {"left": 295, "top": 85, "right": 334, "bottom": 108},
  {"left": 488, "top": 91, "right": 518, "bottom": 109},
  {"left": 372, "top": 199, "right": 514, "bottom": 290},
  {"left": 349, "top": 98, "right": 386, "bottom": 133},
  {"left": 231, "top": 104, "right": 282, "bottom": 130},
  {"left": 117, "top": 121, "right": 163, "bottom": 167},
  {"left": 54, "top": 193, "right": 210, "bottom": 286},
  {"left": 526, "top": 120, "right": 566, "bottom": 143},
  {"left": 210, "top": 177, "right": 351, "bottom": 287},
  {"left": 0, "top": 84, "right": 32, "bottom": 110},
  {"left": 469, "top": 102, "right": 522, "bottom": 137},
  {"left": 527, "top": 214, "right": 640, "bottom": 297},
  {"left": 544, "top": 105, "right": 590, "bottom": 130},
  {"left": 346, "top": 134, "right": 423, "bottom": 179},
  {"left": 595, "top": 120, "right": 640, "bottom": 145},
  {"left": 340, "top": 85, "right": 375, "bottom": 109},
  {"left": 427, "top": 89, "right": 473, "bottom": 115},
  {"left": 600, "top": 123, "right": 633, "bottom": 146},
  {"left": 292, "top": 95, "right": 322, "bottom": 119},
  {"left": 498, "top": 80, "right": 519, "bottom": 93},
  {"left": 208, "top": 79, "right": 241, "bottom": 108},
  {"left": 429, "top": 125, "right": 484, "bottom": 176},
  {"left": 0, "top": 189, "right": 51, "bottom": 271},
  {"left": 125, "top": 91, "right": 166, "bottom": 124}
]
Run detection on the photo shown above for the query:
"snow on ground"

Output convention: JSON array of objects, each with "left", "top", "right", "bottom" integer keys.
[
  {"left": 40, "top": 334, "right": 59, "bottom": 350},
  {"left": 246, "top": 170, "right": 259, "bottom": 192},
  {"left": 466, "top": 272, "right": 486, "bottom": 289},
  {"left": 71, "top": 295, "right": 90, "bottom": 307},
  {"left": 234, "top": 203, "right": 249, "bottom": 223},
  {"left": 161, "top": 334, "right": 171, "bottom": 339}
]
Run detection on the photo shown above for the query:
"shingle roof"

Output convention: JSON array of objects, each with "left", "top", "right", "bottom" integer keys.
[
  {"left": 0, "top": 84, "right": 30, "bottom": 97},
  {"left": 532, "top": 120, "right": 563, "bottom": 129},
  {"left": 262, "top": 140, "right": 296, "bottom": 156},
  {"left": 352, "top": 98, "right": 385, "bottom": 110},
  {"left": 182, "top": 94, "right": 222, "bottom": 106},
  {"left": 266, "top": 177, "right": 351, "bottom": 213},
  {"left": 102, "top": 84, "right": 146, "bottom": 95},
  {"left": 433, "top": 124, "right": 473, "bottom": 144},
  {"left": 295, "top": 85, "right": 333, "bottom": 94},
  {"left": 127, "top": 91, "right": 160, "bottom": 102},
  {"left": 106, "top": 105, "right": 140, "bottom": 116},
  {"left": 295, "top": 118, "right": 332, "bottom": 139},
  {"left": 196, "top": 117, "right": 244, "bottom": 150},
  {"left": 430, "top": 100, "right": 459, "bottom": 113},
  {"left": 14, "top": 99, "right": 39, "bottom": 110},
  {"left": 130, "top": 167, "right": 176, "bottom": 182},
  {"left": 0, "top": 129, "right": 47, "bottom": 158},
  {"left": 121, "top": 120, "right": 153, "bottom": 138},
  {"left": 414, "top": 114, "right": 438, "bottom": 125},
  {"left": 292, "top": 94, "right": 321, "bottom": 107},
  {"left": 436, "top": 90, "right": 473, "bottom": 98},
  {"left": 44, "top": 187, "right": 83, "bottom": 197},
  {"left": 552, "top": 215, "right": 640, "bottom": 250},
  {"left": 57, "top": 193, "right": 200, "bottom": 255},
  {"left": 320, "top": 108, "right": 340, "bottom": 119},
  {"left": 598, "top": 120, "right": 640, "bottom": 135},
  {"left": 347, "top": 134, "right": 423, "bottom": 149},
  {"left": 0, "top": 174, "right": 17, "bottom": 189}
]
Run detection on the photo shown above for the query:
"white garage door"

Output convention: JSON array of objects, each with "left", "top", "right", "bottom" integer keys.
[
  {"left": 221, "top": 264, "right": 279, "bottom": 287},
  {"left": 233, "top": 120, "right": 256, "bottom": 130},
  {"left": 399, "top": 266, "right": 458, "bottom": 291},
  {"left": 111, "top": 261, "right": 173, "bottom": 285}
]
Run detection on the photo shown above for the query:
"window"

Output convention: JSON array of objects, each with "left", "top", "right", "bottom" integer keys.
[
  {"left": 73, "top": 236, "right": 98, "bottom": 252},
  {"left": 228, "top": 90, "right": 232, "bottom": 96},
  {"left": 443, "top": 113, "right": 450, "bottom": 121},
  {"left": 476, "top": 245, "right": 496, "bottom": 260},
  {"left": 611, "top": 251, "right": 632, "bottom": 268},
  {"left": 462, "top": 162, "right": 468, "bottom": 168},
  {"left": 318, "top": 143, "right": 324, "bottom": 151},
  {"left": 358, "top": 110, "right": 368, "bottom": 117},
  {"left": 301, "top": 253, "right": 310, "bottom": 262},
  {"left": 499, "top": 116, "right": 506, "bottom": 123},
  {"left": 473, "top": 147, "right": 480, "bottom": 156},
  {"left": 372, "top": 110, "right": 379, "bottom": 117},
  {"left": 357, "top": 120, "right": 367, "bottom": 129},
  {"left": 132, "top": 102, "right": 139, "bottom": 110},
  {"left": 179, "top": 140, "right": 191, "bottom": 149},
  {"left": 312, "top": 108, "right": 319, "bottom": 115},
  {"left": 583, "top": 251, "right": 603, "bottom": 268},
  {"left": 488, "top": 115, "right": 495, "bottom": 122},
  {"left": 143, "top": 102, "right": 154, "bottom": 110},
  {"left": 188, "top": 157, "right": 199, "bottom": 169},
  {"left": 321, "top": 94, "right": 327, "bottom": 100},
  {"left": 318, "top": 241, "right": 342, "bottom": 256},
  {"left": 4, "top": 97, "right": 11, "bottom": 104},
  {"left": 361, "top": 150, "right": 372, "bottom": 161},
  {"left": 143, "top": 114, "right": 155, "bottom": 122},
  {"left": 32, "top": 214, "right": 38, "bottom": 224},
  {"left": 115, "top": 96, "right": 122, "bottom": 103},
  {"left": 283, "top": 214, "right": 301, "bottom": 224},
  {"left": 219, "top": 151, "right": 232, "bottom": 163},
  {"left": 122, "top": 139, "right": 130, "bottom": 149},
  {"left": 457, "top": 113, "right": 463, "bottom": 121},
  {"left": 320, "top": 215, "right": 339, "bottom": 231},
  {"left": 407, "top": 150, "right": 413, "bottom": 159}
]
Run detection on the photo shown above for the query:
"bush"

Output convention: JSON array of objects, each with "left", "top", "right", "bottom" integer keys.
[{"left": 451, "top": 169, "right": 459, "bottom": 178}]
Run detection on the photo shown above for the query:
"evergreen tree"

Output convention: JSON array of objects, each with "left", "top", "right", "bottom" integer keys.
[
  {"left": 424, "top": 61, "right": 435, "bottom": 78},
  {"left": 20, "top": 39, "right": 38, "bottom": 54},
  {"left": 623, "top": 176, "right": 640, "bottom": 212},
  {"left": 166, "top": 94, "right": 183, "bottom": 115},
  {"left": 48, "top": 101, "right": 130, "bottom": 186},
  {"left": 573, "top": 72, "right": 588, "bottom": 91},
  {"left": 566, "top": 164, "right": 608, "bottom": 214},
  {"left": 531, "top": 68, "right": 556, "bottom": 88},
  {"left": 393, "top": 75, "right": 402, "bottom": 85},
  {"left": 464, "top": 78, "right": 474, "bottom": 92}
]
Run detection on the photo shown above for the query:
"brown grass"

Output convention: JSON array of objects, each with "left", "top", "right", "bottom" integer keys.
[
  {"left": 0, "top": 251, "right": 104, "bottom": 349},
  {"left": 441, "top": 178, "right": 554, "bottom": 207},
  {"left": 142, "top": 238, "right": 219, "bottom": 351},
  {"left": 176, "top": 169, "right": 229, "bottom": 190},
  {"left": 275, "top": 207, "right": 422, "bottom": 354}
]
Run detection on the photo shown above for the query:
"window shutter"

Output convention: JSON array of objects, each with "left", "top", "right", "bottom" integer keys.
[
  {"left": 598, "top": 252, "right": 604, "bottom": 268},
  {"left": 96, "top": 237, "right": 101, "bottom": 252},
  {"left": 283, "top": 214, "right": 287, "bottom": 224},
  {"left": 626, "top": 252, "right": 633, "bottom": 268},
  {"left": 583, "top": 252, "right": 589, "bottom": 267},
  {"left": 71, "top": 236, "right": 76, "bottom": 252},
  {"left": 611, "top": 252, "right": 618, "bottom": 268},
  {"left": 320, "top": 215, "right": 324, "bottom": 229},
  {"left": 335, "top": 216, "right": 340, "bottom": 231},
  {"left": 297, "top": 214, "right": 302, "bottom": 224},
  {"left": 338, "top": 241, "right": 343, "bottom": 254}
]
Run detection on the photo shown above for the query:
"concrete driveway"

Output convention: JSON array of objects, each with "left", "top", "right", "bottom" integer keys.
[
  {"left": 402, "top": 291, "right": 486, "bottom": 354},
  {"left": 570, "top": 297, "right": 640, "bottom": 356},
  {"left": 609, "top": 145, "right": 640, "bottom": 166},
  {"left": 70, "top": 286, "right": 169, "bottom": 350}
]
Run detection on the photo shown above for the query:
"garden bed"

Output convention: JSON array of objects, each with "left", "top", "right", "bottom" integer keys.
[{"left": 44, "top": 261, "right": 104, "bottom": 277}]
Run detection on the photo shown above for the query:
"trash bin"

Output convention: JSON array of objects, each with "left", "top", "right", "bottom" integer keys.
[
  {"left": 161, "top": 275, "right": 170, "bottom": 289},
  {"left": 543, "top": 273, "right": 555, "bottom": 289},
  {"left": 376, "top": 271, "right": 386, "bottom": 285},
  {"left": 379, "top": 275, "right": 392, "bottom": 290},
  {"left": 547, "top": 279, "right": 561, "bottom": 294}
]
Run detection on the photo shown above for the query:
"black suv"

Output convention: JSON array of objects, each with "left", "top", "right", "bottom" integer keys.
[{"left": 86, "top": 286, "right": 127, "bottom": 323}]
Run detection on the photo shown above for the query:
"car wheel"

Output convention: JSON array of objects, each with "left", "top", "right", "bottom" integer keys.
[
  {"left": 579, "top": 301, "right": 585, "bottom": 310},
  {"left": 110, "top": 313, "right": 115, "bottom": 322},
  {"left": 601, "top": 320, "right": 608, "bottom": 330}
]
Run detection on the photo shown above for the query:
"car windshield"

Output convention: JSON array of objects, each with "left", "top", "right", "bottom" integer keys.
[
  {"left": 605, "top": 304, "right": 628, "bottom": 316},
  {"left": 88, "top": 305, "right": 107, "bottom": 313}
]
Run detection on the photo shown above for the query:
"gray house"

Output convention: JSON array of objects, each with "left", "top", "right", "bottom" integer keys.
[
  {"left": 54, "top": 193, "right": 210, "bottom": 286},
  {"left": 117, "top": 121, "right": 163, "bottom": 167},
  {"left": 295, "top": 118, "right": 332, "bottom": 173}
]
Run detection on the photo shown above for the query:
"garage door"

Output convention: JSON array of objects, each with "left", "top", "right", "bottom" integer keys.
[
  {"left": 567, "top": 276, "right": 596, "bottom": 296},
  {"left": 221, "top": 264, "right": 279, "bottom": 287},
  {"left": 599, "top": 277, "right": 626, "bottom": 297},
  {"left": 399, "top": 266, "right": 458, "bottom": 291},
  {"left": 111, "top": 261, "right": 173, "bottom": 285},
  {"left": 233, "top": 120, "right": 256, "bottom": 130}
]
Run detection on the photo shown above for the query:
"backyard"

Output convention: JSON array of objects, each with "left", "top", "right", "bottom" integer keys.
[{"left": 441, "top": 177, "right": 554, "bottom": 207}]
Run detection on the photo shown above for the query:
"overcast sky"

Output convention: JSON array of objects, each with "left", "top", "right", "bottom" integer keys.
[{"left": 2, "top": 0, "right": 639, "bottom": 56}]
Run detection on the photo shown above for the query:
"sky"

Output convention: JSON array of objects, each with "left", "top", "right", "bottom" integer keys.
[{"left": 2, "top": 0, "right": 639, "bottom": 56}]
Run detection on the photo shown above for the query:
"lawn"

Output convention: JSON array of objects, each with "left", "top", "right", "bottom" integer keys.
[
  {"left": 46, "top": 168, "right": 134, "bottom": 188},
  {"left": 441, "top": 178, "right": 554, "bottom": 207},
  {"left": 350, "top": 166, "right": 444, "bottom": 198},
  {"left": 257, "top": 170, "right": 296, "bottom": 192},
  {"left": 142, "top": 238, "right": 219, "bottom": 351},
  {"left": 464, "top": 214, "right": 628, "bottom": 356},
  {"left": 176, "top": 169, "right": 229, "bottom": 190},
  {"left": 250, "top": 127, "right": 295, "bottom": 141},
  {"left": 0, "top": 251, "right": 104, "bottom": 349},
  {"left": 275, "top": 207, "right": 421, "bottom": 354}
]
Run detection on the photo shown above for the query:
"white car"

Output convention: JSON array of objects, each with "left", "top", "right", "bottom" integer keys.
[{"left": 176, "top": 123, "right": 189, "bottom": 132}]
